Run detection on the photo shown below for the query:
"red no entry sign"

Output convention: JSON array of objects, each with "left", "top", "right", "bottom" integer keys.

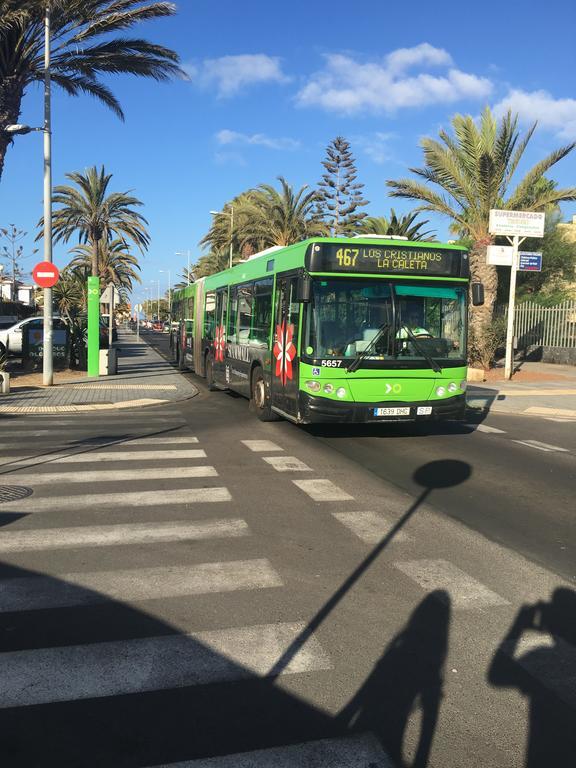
[{"left": 32, "top": 261, "right": 60, "bottom": 288}]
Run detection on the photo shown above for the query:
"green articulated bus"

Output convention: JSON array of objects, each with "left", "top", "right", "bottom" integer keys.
[{"left": 171, "top": 236, "right": 484, "bottom": 424}]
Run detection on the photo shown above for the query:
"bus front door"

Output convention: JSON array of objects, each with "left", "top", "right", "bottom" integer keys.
[{"left": 271, "top": 275, "right": 300, "bottom": 418}]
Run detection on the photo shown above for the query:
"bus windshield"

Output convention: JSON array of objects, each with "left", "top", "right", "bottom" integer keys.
[{"left": 303, "top": 279, "right": 466, "bottom": 362}]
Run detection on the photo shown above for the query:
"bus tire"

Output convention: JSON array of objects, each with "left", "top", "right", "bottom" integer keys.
[
  {"left": 205, "top": 354, "right": 218, "bottom": 391},
  {"left": 251, "top": 367, "right": 280, "bottom": 422}
]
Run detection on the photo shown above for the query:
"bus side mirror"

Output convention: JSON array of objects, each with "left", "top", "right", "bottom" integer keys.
[
  {"left": 471, "top": 283, "right": 485, "bottom": 306},
  {"left": 296, "top": 275, "right": 312, "bottom": 303}
]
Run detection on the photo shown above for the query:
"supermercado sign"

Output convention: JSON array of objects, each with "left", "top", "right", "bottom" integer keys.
[
  {"left": 305, "top": 243, "right": 469, "bottom": 278},
  {"left": 489, "top": 209, "right": 545, "bottom": 238}
]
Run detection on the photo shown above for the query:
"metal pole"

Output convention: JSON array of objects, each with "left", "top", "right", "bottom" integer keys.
[
  {"left": 229, "top": 206, "right": 234, "bottom": 269},
  {"left": 168, "top": 270, "right": 171, "bottom": 317},
  {"left": 504, "top": 235, "right": 524, "bottom": 380},
  {"left": 157, "top": 280, "right": 160, "bottom": 320},
  {"left": 108, "top": 290, "right": 114, "bottom": 349},
  {"left": 42, "top": 3, "right": 53, "bottom": 386}
]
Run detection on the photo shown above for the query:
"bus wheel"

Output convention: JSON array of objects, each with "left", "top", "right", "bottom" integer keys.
[
  {"left": 251, "top": 367, "right": 280, "bottom": 422},
  {"left": 205, "top": 354, "right": 218, "bottom": 391}
]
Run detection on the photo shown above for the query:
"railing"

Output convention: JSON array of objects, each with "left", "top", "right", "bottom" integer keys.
[{"left": 510, "top": 300, "right": 576, "bottom": 349}]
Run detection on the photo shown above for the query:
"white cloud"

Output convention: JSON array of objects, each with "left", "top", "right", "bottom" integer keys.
[
  {"left": 494, "top": 89, "right": 576, "bottom": 140},
  {"left": 216, "top": 129, "right": 300, "bottom": 151},
  {"left": 353, "top": 132, "right": 396, "bottom": 165},
  {"left": 296, "top": 45, "right": 492, "bottom": 114},
  {"left": 187, "top": 54, "right": 289, "bottom": 97}
]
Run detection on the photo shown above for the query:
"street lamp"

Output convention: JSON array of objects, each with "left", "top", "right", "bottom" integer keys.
[
  {"left": 159, "top": 269, "right": 171, "bottom": 317},
  {"left": 209, "top": 207, "right": 234, "bottom": 269},
  {"left": 5, "top": 6, "right": 53, "bottom": 385},
  {"left": 175, "top": 251, "right": 191, "bottom": 285}
]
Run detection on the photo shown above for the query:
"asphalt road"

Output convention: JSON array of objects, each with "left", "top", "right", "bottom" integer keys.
[{"left": 1, "top": 332, "right": 572, "bottom": 768}]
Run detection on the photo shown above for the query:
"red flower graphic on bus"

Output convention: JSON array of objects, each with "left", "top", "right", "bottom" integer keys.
[
  {"left": 273, "top": 322, "right": 296, "bottom": 385},
  {"left": 213, "top": 324, "right": 226, "bottom": 362}
]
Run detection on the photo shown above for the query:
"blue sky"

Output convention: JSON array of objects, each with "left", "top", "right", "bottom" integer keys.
[{"left": 1, "top": 0, "right": 575, "bottom": 305}]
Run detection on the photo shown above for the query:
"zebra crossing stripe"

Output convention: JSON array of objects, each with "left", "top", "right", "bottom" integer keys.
[
  {"left": 292, "top": 479, "right": 354, "bottom": 502},
  {"left": 512, "top": 439, "right": 568, "bottom": 453},
  {"left": 0, "top": 621, "right": 332, "bottom": 708},
  {"left": 262, "top": 456, "right": 312, "bottom": 472},
  {"left": 332, "top": 511, "right": 409, "bottom": 544},
  {"left": 1, "top": 436, "right": 200, "bottom": 449},
  {"left": 0, "top": 559, "right": 282, "bottom": 612},
  {"left": 10, "top": 466, "right": 217, "bottom": 485},
  {"left": 473, "top": 424, "right": 506, "bottom": 434},
  {"left": 0, "top": 519, "right": 249, "bottom": 553},
  {"left": 150, "top": 733, "right": 393, "bottom": 767},
  {"left": 241, "top": 440, "right": 284, "bottom": 452},
  {"left": 2, "top": 486, "right": 232, "bottom": 512},
  {"left": 6, "top": 448, "right": 208, "bottom": 466},
  {"left": 394, "top": 559, "right": 509, "bottom": 609}
]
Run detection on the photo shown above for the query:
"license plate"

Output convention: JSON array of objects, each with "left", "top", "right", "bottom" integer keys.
[
  {"left": 417, "top": 406, "right": 433, "bottom": 415},
  {"left": 373, "top": 407, "right": 410, "bottom": 417}
]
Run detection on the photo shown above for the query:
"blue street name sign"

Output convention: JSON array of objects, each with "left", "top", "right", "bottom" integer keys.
[{"left": 518, "top": 252, "right": 542, "bottom": 272}]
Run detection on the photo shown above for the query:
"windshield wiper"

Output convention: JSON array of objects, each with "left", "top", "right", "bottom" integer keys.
[
  {"left": 346, "top": 322, "right": 391, "bottom": 373},
  {"left": 399, "top": 324, "right": 442, "bottom": 374}
]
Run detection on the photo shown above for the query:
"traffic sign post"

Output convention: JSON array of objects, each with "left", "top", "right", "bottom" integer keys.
[
  {"left": 489, "top": 210, "right": 545, "bottom": 380},
  {"left": 87, "top": 276, "right": 100, "bottom": 377}
]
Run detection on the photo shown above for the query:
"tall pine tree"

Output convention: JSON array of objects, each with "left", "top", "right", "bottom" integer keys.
[{"left": 316, "top": 137, "right": 369, "bottom": 235}]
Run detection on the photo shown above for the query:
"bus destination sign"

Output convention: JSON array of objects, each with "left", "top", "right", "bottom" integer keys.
[{"left": 306, "top": 243, "right": 468, "bottom": 278}]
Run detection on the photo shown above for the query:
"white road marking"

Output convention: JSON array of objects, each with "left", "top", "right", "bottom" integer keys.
[
  {"left": 545, "top": 417, "right": 576, "bottom": 423},
  {"left": 0, "top": 621, "right": 332, "bottom": 708},
  {"left": 113, "top": 435, "right": 199, "bottom": 445},
  {"left": 525, "top": 406, "right": 576, "bottom": 417},
  {"left": 2, "top": 486, "right": 231, "bottom": 512},
  {"left": 473, "top": 424, "right": 506, "bottom": 434},
  {"left": 0, "top": 433, "right": 197, "bottom": 450},
  {"left": 0, "top": 559, "right": 282, "bottom": 612},
  {"left": 512, "top": 439, "right": 569, "bottom": 453},
  {"left": 292, "top": 479, "right": 354, "bottom": 502},
  {"left": 332, "top": 511, "right": 409, "bottom": 544},
  {"left": 262, "top": 456, "right": 312, "bottom": 472},
  {"left": 394, "top": 559, "right": 509, "bottom": 609},
  {"left": 152, "top": 734, "right": 393, "bottom": 767},
  {"left": 241, "top": 440, "right": 284, "bottom": 452},
  {"left": 0, "top": 518, "right": 250, "bottom": 553},
  {"left": 8, "top": 466, "right": 217, "bottom": 485},
  {"left": 43, "top": 449, "right": 206, "bottom": 463}
]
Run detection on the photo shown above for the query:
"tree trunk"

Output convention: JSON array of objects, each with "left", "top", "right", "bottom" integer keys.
[
  {"left": 92, "top": 238, "right": 99, "bottom": 278},
  {"left": 0, "top": 78, "right": 24, "bottom": 182},
  {"left": 468, "top": 237, "right": 499, "bottom": 361}
]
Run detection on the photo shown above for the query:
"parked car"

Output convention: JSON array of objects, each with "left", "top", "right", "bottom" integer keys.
[
  {"left": 162, "top": 322, "right": 170, "bottom": 333},
  {"left": 0, "top": 316, "right": 67, "bottom": 355},
  {"left": 153, "top": 321, "right": 163, "bottom": 331}
]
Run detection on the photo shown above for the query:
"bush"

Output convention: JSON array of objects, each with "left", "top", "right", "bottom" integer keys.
[{"left": 468, "top": 316, "right": 507, "bottom": 370}]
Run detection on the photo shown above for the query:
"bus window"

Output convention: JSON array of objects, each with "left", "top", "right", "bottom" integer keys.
[
  {"left": 237, "top": 285, "right": 253, "bottom": 343},
  {"left": 251, "top": 278, "right": 273, "bottom": 344},
  {"left": 204, "top": 291, "right": 216, "bottom": 340}
]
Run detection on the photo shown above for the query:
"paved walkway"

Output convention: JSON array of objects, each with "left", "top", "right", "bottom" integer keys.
[
  {"left": 467, "top": 361, "right": 576, "bottom": 420},
  {"left": 0, "top": 330, "right": 198, "bottom": 413}
]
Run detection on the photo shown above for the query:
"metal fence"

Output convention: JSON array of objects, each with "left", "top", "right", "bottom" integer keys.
[{"left": 511, "top": 300, "right": 576, "bottom": 349}]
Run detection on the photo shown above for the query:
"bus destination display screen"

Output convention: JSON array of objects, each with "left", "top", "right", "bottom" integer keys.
[{"left": 306, "top": 243, "right": 469, "bottom": 278}]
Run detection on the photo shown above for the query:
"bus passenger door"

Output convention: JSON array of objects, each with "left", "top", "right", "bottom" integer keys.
[{"left": 271, "top": 275, "right": 300, "bottom": 417}]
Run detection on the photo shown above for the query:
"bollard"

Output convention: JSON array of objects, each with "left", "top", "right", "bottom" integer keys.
[{"left": 0, "top": 372, "right": 10, "bottom": 394}]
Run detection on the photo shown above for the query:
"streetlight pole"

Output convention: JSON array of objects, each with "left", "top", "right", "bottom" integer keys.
[
  {"left": 175, "top": 250, "right": 192, "bottom": 284},
  {"left": 42, "top": 3, "right": 53, "bottom": 386}
]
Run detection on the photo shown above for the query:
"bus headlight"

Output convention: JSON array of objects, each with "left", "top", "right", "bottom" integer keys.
[
  {"left": 448, "top": 382, "right": 458, "bottom": 393},
  {"left": 306, "top": 380, "right": 321, "bottom": 392},
  {"left": 336, "top": 387, "right": 347, "bottom": 398},
  {"left": 323, "top": 383, "right": 334, "bottom": 394},
  {"left": 435, "top": 386, "right": 446, "bottom": 397}
]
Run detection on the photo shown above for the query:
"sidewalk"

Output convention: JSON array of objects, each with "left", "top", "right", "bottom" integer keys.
[
  {"left": 0, "top": 330, "right": 198, "bottom": 413},
  {"left": 467, "top": 361, "right": 576, "bottom": 419}
]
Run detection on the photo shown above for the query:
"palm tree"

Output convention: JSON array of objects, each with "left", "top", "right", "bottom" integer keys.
[
  {"left": 68, "top": 237, "right": 141, "bottom": 292},
  {"left": 0, "top": 0, "right": 184, "bottom": 178},
  {"left": 237, "top": 177, "right": 328, "bottom": 251},
  {"left": 174, "top": 266, "right": 195, "bottom": 289},
  {"left": 49, "top": 165, "right": 149, "bottom": 278},
  {"left": 386, "top": 107, "right": 576, "bottom": 334},
  {"left": 359, "top": 210, "right": 435, "bottom": 241}
]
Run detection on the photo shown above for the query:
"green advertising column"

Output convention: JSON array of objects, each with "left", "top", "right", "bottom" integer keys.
[{"left": 87, "top": 276, "right": 100, "bottom": 377}]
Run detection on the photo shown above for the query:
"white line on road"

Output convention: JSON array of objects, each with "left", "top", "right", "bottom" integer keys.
[
  {"left": 468, "top": 424, "right": 507, "bottom": 434},
  {"left": 39, "top": 449, "right": 206, "bottom": 463},
  {"left": 8, "top": 466, "right": 217, "bottom": 485},
  {"left": 262, "top": 456, "right": 312, "bottom": 472},
  {"left": 512, "top": 440, "right": 569, "bottom": 453},
  {"left": 332, "top": 511, "right": 409, "bottom": 544},
  {"left": 241, "top": 440, "right": 284, "bottom": 452},
  {"left": 152, "top": 734, "right": 393, "bottom": 767},
  {"left": 292, "top": 479, "right": 354, "bottom": 502},
  {"left": 394, "top": 559, "right": 509, "bottom": 609},
  {"left": 0, "top": 621, "right": 332, "bottom": 708},
  {"left": 0, "top": 518, "right": 249, "bottom": 553},
  {"left": 0, "top": 559, "right": 282, "bottom": 612},
  {"left": 2, "top": 486, "right": 231, "bottom": 512},
  {"left": 1, "top": 436, "right": 200, "bottom": 450}
]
